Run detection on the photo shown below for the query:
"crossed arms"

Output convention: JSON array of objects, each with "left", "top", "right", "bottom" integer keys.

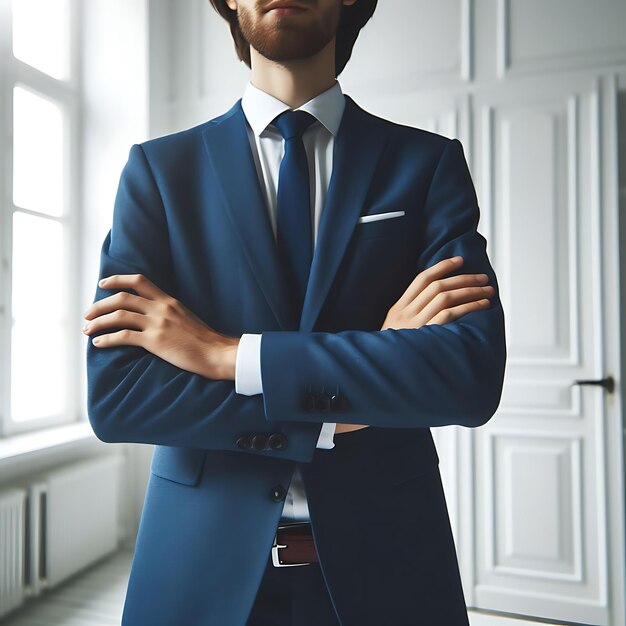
[{"left": 83, "top": 138, "right": 506, "bottom": 460}]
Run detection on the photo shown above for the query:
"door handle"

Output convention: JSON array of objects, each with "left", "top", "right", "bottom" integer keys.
[{"left": 571, "top": 376, "right": 615, "bottom": 393}]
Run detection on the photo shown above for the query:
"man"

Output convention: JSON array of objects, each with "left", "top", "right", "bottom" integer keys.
[{"left": 83, "top": 0, "right": 506, "bottom": 624}]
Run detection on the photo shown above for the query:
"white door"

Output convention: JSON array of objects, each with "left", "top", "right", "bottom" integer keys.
[
  {"left": 470, "top": 73, "right": 621, "bottom": 626},
  {"left": 372, "top": 71, "right": 624, "bottom": 625}
]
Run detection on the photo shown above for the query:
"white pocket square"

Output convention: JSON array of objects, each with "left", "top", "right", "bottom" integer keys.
[{"left": 357, "top": 210, "right": 405, "bottom": 224}]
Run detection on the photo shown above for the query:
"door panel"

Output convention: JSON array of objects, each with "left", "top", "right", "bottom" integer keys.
[{"left": 472, "top": 75, "right": 611, "bottom": 626}]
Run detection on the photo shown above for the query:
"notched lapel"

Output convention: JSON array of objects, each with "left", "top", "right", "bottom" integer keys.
[
  {"left": 201, "top": 95, "right": 391, "bottom": 333},
  {"left": 299, "top": 95, "right": 391, "bottom": 331},
  {"left": 201, "top": 101, "right": 298, "bottom": 330}
]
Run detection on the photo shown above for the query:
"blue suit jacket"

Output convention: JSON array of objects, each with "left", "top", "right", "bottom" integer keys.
[{"left": 86, "top": 94, "right": 506, "bottom": 625}]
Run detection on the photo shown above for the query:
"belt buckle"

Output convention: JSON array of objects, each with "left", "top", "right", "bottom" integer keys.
[{"left": 271, "top": 521, "right": 313, "bottom": 568}]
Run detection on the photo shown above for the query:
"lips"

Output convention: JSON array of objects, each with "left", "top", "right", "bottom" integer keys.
[{"left": 264, "top": 1, "right": 307, "bottom": 12}]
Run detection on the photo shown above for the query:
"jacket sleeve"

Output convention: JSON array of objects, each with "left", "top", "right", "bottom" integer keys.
[
  {"left": 85, "top": 144, "right": 322, "bottom": 463},
  {"left": 259, "top": 138, "right": 507, "bottom": 428}
]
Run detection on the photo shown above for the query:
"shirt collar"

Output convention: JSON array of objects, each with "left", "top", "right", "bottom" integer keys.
[{"left": 241, "top": 79, "right": 345, "bottom": 138}]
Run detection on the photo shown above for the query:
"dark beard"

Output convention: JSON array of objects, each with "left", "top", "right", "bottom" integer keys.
[{"left": 237, "top": 3, "right": 341, "bottom": 64}]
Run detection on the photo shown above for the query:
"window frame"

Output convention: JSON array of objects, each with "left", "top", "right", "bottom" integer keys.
[{"left": 0, "top": 0, "right": 84, "bottom": 437}]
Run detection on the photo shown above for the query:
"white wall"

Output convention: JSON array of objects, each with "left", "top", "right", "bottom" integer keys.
[{"left": 80, "top": 0, "right": 151, "bottom": 545}]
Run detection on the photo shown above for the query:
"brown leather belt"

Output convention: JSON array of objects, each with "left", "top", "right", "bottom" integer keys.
[{"left": 271, "top": 521, "right": 318, "bottom": 567}]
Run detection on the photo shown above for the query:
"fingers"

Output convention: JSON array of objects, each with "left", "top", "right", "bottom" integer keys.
[
  {"left": 83, "top": 309, "right": 147, "bottom": 336},
  {"left": 406, "top": 272, "right": 491, "bottom": 316},
  {"left": 84, "top": 281, "right": 159, "bottom": 320},
  {"left": 100, "top": 274, "right": 164, "bottom": 301},
  {"left": 382, "top": 256, "right": 496, "bottom": 331},
  {"left": 395, "top": 256, "right": 465, "bottom": 310},
  {"left": 418, "top": 284, "right": 494, "bottom": 323},
  {"left": 90, "top": 328, "right": 144, "bottom": 348},
  {"left": 425, "top": 298, "right": 492, "bottom": 326}
]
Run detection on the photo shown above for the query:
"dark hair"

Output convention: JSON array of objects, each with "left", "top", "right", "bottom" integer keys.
[{"left": 208, "top": 1, "right": 378, "bottom": 76}]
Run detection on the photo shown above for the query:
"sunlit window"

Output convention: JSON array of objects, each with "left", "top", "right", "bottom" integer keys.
[
  {"left": 11, "top": 213, "right": 68, "bottom": 422},
  {"left": 2, "top": 0, "right": 77, "bottom": 436},
  {"left": 13, "top": 86, "right": 65, "bottom": 217},
  {"left": 12, "top": 0, "right": 70, "bottom": 80}
]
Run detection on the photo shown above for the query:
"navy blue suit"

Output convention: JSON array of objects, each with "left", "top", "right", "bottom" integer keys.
[{"left": 86, "top": 93, "right": 506, "bottom": 625}]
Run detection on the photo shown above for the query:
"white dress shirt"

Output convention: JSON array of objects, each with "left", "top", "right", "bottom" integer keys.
[{"left": 235, "top": 79, "right": 346, "bottom": 521}]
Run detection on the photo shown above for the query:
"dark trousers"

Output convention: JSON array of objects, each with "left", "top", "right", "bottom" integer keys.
[{"left": 246, "top": 548, "right": 341, "bottom": 626}]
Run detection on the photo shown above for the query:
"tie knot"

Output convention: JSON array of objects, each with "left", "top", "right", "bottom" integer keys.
[{"left": 272, "top": 110, "right": 317, "bottom": 141}]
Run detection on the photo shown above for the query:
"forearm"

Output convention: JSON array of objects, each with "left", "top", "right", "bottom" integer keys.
[
  {"left": 235, "top": 333, "right": 338, "bottom": 447},
  {"left": 259, "top": 301, "right": 506, "bottom": 429},
  {"left": 87, "top": 324, "right": 321, "bottom": 462},
  {"left": 86, "top": 235, "right": 321, "bottom": 463},
  {"left": 260, "top": 136, "right": 507, "bottom": 430}
]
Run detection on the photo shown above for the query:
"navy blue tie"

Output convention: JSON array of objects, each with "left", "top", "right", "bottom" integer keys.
[{"left": 272, "top": 110, "right": 317, "bottom": 319}]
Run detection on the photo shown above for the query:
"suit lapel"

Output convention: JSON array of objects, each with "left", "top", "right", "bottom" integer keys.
[
  {"left": 202, "top": 101, "right": 299, "bottom": 330},
  {"left": 300, "top": 95, "right": 390, "bottom": 331},
  {"left": 201, "top": 95, "right": 390, "bottom": 332}
]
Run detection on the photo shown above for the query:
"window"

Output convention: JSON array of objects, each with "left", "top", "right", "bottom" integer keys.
[{"left": 1, "top": 0, "right": 81, "bottom": 436}]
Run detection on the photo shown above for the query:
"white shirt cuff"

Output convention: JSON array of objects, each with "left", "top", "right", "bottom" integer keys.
[
  {"left": 235, "top": 333, "right": 263, "bottom": 396},
  {"left": 236, "top": 334, "right": 335, "bottom": 449},
  {"left": 316, "top": 422, "right": 336, "bottom": 449}
]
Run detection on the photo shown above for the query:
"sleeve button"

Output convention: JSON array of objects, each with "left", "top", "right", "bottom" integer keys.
[
  {"left": 268, "top": 432, "right": 287, "bottom": 450},
  {"left": 331, "top": 392, "right": 348, "bottom": 412},
  {"left": 316, "top": 392, "right": 332, "bottom": 412},
  {"left": 252, "top": 434, "right": 269, "bottom": 451},
  {"left": 236, "top": 435, "right": 253, "bottom": 450}
]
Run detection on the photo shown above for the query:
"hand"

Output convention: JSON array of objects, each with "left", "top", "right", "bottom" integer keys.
[
  {"left": 83, "top": 274, "right": 239, "bottom": 380},
  {"left": 381, "top": 256, "right": 493, "bottom": 331},
  {"left": 337, "top": 257, "right": 494, "bottom": 437}
]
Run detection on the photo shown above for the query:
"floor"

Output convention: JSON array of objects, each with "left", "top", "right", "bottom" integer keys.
[
  {"left": 1, "top": 550, "right": 133, "bottom": 626},
  {"left": 0, "top": 548, "right": 570, "bottom": 626}
]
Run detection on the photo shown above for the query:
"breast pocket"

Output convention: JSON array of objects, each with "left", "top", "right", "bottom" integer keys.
[{"left": 354, "top": 210, "right": 406, "bottom": 242}]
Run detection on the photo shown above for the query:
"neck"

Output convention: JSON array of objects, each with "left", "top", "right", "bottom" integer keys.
[{"left": 249, "top": 38, "right": 337, "bottom": 108}]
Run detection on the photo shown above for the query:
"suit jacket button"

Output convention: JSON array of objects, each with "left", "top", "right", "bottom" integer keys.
[
  {"left": 268, "top": 433, "right": 287, "bottom": 450},
  {"left": 316, "top": 392, "right": 332, "bottom": 412},
  {"left": 303, "top": 392, "right": 317, "bottom": 412},
  {"left": 270, "top": 485, "right": 287, "bottom": 502},
  {"left": 236, "top": 434, "right": 253, "bottom": 450},
  {"left": 252, "top": 434, "right": 269, "bottom": 451}
]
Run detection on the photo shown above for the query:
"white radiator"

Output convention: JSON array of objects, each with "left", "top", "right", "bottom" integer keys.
[
  {"left": 0, "top": 454, "right": 123, "bottom": 618},
  {"left": 0, "top": 488, "right": 27, "bottom": 619}
]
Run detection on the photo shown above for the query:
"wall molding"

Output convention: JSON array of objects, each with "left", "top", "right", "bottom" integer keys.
[{"left": 498, "top": 0, "right": 626, "bottom": 79}]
